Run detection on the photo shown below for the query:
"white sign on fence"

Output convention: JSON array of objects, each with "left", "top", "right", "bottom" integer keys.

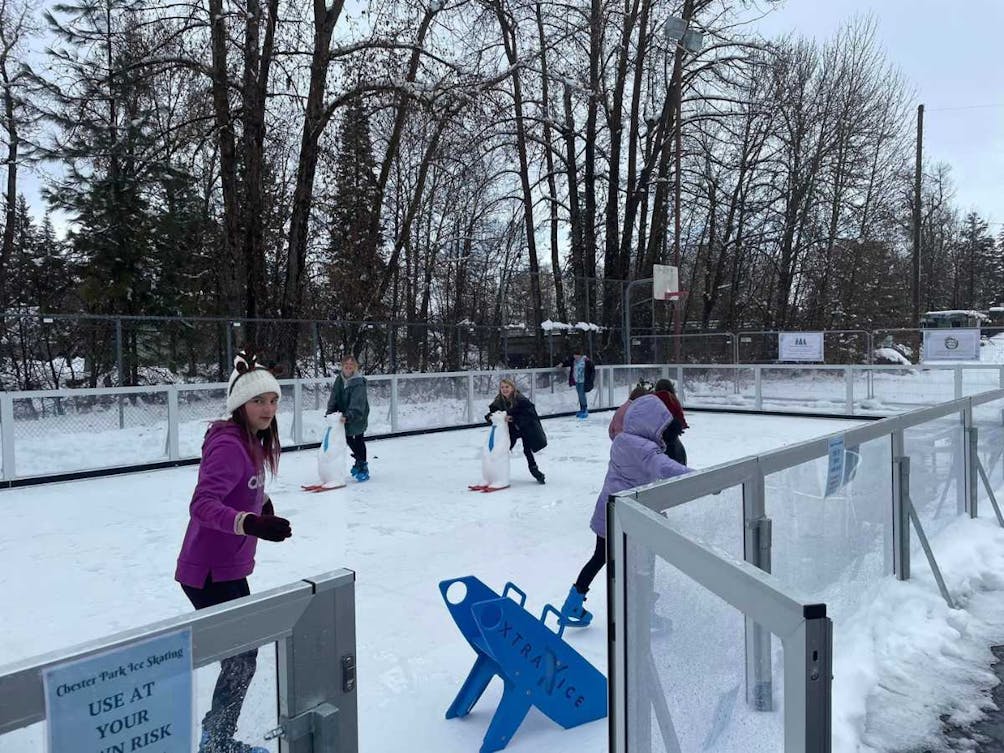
[
  {"left": 778, "top": 332, "right": 824, "bottom": 362},
  {"left": 922, "top": 329, "right": 981, "bottom": 362},
  {"left": 44, "top": 628, "right": 193, "bottom": 753}
]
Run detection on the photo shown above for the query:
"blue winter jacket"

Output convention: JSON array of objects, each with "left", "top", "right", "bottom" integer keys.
[{"left": 589, "top": 395, "right": 692, "bottom": 537}]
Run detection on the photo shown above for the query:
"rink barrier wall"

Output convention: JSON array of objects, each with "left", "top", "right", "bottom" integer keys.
[
  {"left": 607, "top": 386, "right": 1004, "bottom": 751},
  {"left": 1, "top": 362, "right": 999, "bottom": 483},
  {"left": 0, "top": 569, "right": 358, "bottom": 753},
  {"left": 608, "top": 501, "right": 832, "bottom": 753}
]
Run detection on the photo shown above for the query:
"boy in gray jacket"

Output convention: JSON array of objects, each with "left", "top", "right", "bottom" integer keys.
[{"left": 326, "top": 355, "right": 371, "bottom": 481}]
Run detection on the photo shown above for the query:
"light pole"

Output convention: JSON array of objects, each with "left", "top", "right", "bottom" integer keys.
[{"left": 664, "top": 16, "right": 703, "bottom": 363}]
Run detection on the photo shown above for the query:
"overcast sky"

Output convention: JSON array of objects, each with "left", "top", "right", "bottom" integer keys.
[
  {"left": 755, "top": 0, "right": 1004, "bottom": 231},
  {"left": 20, "top": 0, "right": 1004, "bottom": 238}
]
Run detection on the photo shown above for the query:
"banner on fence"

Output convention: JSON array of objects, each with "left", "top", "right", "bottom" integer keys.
[
  {"left": 778, "top": 332, "right": 824, "bottom": 362},
  {"left": 922, "top": 329, "right": 981, "bottom": 362},
  {"left": 43, "top": 628, "right": 193, "bottom": 753}
]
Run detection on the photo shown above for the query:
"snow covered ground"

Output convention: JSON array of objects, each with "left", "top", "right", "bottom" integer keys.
[{"left": 3, "top": 411, "right": 1004, "bottom": 753}]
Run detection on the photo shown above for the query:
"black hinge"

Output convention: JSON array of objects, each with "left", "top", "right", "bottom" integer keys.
[{"left": 342, "top": 654, "right": 356, "bottom": 693}]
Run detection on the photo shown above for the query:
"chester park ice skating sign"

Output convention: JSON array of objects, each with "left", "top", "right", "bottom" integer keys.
[{"left": 43, "top": 628, "right": 193, "bottom": 753}]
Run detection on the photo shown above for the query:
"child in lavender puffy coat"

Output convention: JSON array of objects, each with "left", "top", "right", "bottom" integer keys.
[{"left": 560, "top": 394, "right": 691, "bottom": 627}]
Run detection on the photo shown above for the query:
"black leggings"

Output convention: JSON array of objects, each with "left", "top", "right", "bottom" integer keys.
[
  {"left": 347, "top": 433, "right": 367, "bottom": 464},
  {"left": 181, "top": 576, "right": 257, "bottom": 743},
  {"left": 574, "top": 535, "right": 606, "bottom": 594},
  {"left": 508, "top": 430, "right": 538, "bottom": 468}
]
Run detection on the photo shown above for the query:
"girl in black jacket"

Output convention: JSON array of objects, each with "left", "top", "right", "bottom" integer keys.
[{"left": 486, "top": 378, "right": 547, "bottom": 484}]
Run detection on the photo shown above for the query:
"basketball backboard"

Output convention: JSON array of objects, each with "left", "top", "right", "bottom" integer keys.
[{"left": 653, "top": 264, "right": 679, "bottom": 301}]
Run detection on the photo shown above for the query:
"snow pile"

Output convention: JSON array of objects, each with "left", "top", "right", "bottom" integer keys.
[
  {"left": 872, "top": 347, "right": 912, "bottom": 366},
  {"left": 539, "top": 320, "right": 604, "bottom": 332},
  {"left": 832, "top": 515, "right": 1004, "bottom": 752},
  {"left": 540, "top": 319, "right": 573, "bottom": 331}
]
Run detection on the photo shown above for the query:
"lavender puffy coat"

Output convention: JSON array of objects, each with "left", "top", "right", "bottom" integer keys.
[
  {"left": 590, "top": 395, "right": 692, "bottom": 537},
  {"left": 175, "top": 422, "right": 267, "bottom": 588}
]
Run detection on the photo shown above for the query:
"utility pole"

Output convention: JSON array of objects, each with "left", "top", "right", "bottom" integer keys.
[{"left": 912, "top": 104, "right": 924, "bottom": 326}]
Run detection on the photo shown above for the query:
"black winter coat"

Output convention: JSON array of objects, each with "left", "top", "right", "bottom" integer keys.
[{"left": 485, "top": 393, "right": 548, "bottom": 452}]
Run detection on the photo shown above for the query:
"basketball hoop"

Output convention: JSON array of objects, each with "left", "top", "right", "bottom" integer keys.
[{"left": 653, "top": 264, "right": 679, "bottom": 301}]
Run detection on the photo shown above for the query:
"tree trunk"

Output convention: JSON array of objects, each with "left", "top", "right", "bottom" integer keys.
[
  {"left": 279, "top": 0, "right": 345, "bottom": 370},
  {"left": 534, "top": 1, "right": 567, "bottom": 323},
  {"left": 492, "top": 1, "right": 543, "bottom": 355}
]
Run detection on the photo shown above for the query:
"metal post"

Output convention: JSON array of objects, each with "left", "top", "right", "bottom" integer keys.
[
  {"left": 607, "top": 365, "right": 615, "bottom": 407},
  {"left": 167, "top": 387, "right": 180, "bottom": 461},
  {"left": 754, "top": 366, "right": 763, "bottom": 411},
  {"left": 912, "top": 103, "right": 924, "bottom": 327},
  {"left": 277, "top": 571, "right": 358, "bottom": 753},
  {"left": 891, "top": 433, "right": 910, "bottom": 580},
  {"left": 293, "top": 381, "right": 304, "bottom": 445},
  {"left": 954, "top": 368, "right": 963, "bottom": 400},
  {"left": 743, "top": 470, "right": 773, "bottom": 710},
  {"left": 390, "top": 375, "right": 399, "bottom": 433},
  {"left": 785, "top": 614, "right": 833, "bottom": 753},
  {"left": 389, "top": 323, "right": 397, "bottom": 373},
  {"left": 845, "top": 367, "right": 854, "bottom": 415},
  {"left": 116, "top": 319, "right": 125, "bottom": 430},
  {"left": 225, "top": 322, "right": 234, "bottom": 378},
  {"left": 676, "top": 366, "right": 684, "bottom": 403},
  {"left": 967, "top": 424, "right": 979, "bottom": 519},
  {"left": 624, "top": 278, "right": 654, "bottom": 366},
  {"left": 467, "top": 373, "right": 475, "bottom": 423},
  {"left": 312, "top": 323, "right": 321, "bottom": 380},
  {"left": 0, "top": 391, "right": 15, "bottom": 481}
]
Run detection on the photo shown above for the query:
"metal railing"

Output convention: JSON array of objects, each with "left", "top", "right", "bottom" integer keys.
[
  {"left": 5, "top": 362, "right": 1004, "bottom": 481},
  {"left": 0, "top": 569, "right": 357, "bottom": 753},
  {"left": 606, "top": 386, "right": 1004, "bottom": 750}
]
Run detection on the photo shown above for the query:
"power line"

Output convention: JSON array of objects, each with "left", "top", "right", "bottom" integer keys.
[{"left": 927, "top": 103, "right": 1004, "bottom": 112}]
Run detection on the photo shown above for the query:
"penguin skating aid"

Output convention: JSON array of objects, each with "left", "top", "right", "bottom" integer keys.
[
  {"left": 302, "top": 412, "right": 348, "bottom": 492},
  {"left": 470, "top": 411, "right": 511, "bottom": 492}
]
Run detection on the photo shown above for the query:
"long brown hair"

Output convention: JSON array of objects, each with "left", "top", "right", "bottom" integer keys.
[
  {"left": 209, "top": 408, "right": 281, "bottom": 476},
  {"left": 235, "top": 406, "right": 281, "bottom": 476}
]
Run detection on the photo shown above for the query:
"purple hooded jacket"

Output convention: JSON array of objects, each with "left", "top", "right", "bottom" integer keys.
[
  {"left": 590, "top": 395, "right": 692, "bottom": 537},
  {"left": 175, "top": 423, "right": 267, "bottom": 588}
]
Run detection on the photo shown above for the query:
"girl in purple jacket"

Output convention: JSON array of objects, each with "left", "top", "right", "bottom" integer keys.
[
  {"left": 175, "top": 352, "right": 292, "bottom": 753},
  {"left": 560, "top": 394, "right": 691, "bottom": 627}
]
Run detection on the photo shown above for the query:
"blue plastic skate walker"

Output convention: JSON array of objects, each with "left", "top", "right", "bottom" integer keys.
[{"left": 439, "top": 575, "right": 607, "bottom": 753}]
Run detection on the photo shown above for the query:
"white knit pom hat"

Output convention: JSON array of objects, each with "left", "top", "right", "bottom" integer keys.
[{"left": 226, "top": 351, "right": 282, "bottom": 415}]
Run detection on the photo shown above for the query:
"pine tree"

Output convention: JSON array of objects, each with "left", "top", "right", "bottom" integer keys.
[
  {"left": 326, "top": 97, "right": 385, "bottom": 350},
  {"left": 33, "top": 1, "right": 165, "bottom": 318},
  {"left": 958, "top": 211, "right": 995, "bottom": 308}
]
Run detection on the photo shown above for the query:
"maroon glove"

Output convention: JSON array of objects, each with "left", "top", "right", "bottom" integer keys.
[
  {"left": 262, "top": 498, "right": 274, "bottom": 517},
  {"left": 243, "top": 513, "right": 292, "bottom": 542}
]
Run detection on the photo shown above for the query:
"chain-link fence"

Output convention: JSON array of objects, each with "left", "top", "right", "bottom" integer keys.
[{"left": 6, "top": 311, "right": 1004, "bottom": 391}]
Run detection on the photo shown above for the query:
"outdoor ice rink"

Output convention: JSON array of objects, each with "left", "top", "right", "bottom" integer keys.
[
  {"left": 1, "top": 410, "right": 866, "bottom": 753},
  {"left": 5, "top": 407, "right": 1004, "bottom": 753}
]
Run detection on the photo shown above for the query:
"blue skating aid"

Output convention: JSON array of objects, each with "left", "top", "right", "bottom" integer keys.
[{"left": 439, "top": 576, "right": 607, "bottom": 753}]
